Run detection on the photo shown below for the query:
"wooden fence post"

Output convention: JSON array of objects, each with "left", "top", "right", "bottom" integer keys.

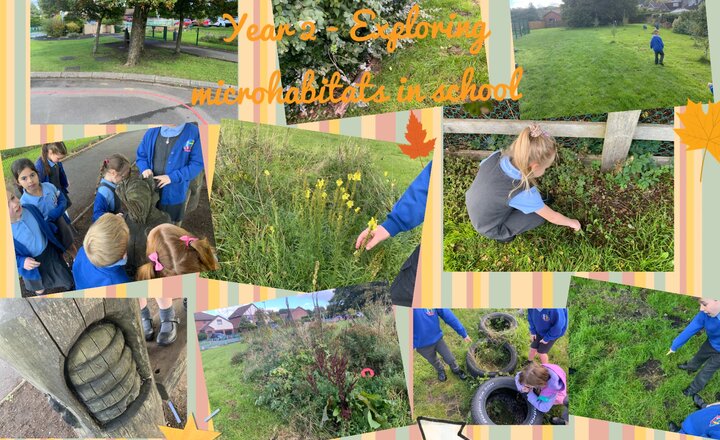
[
  {"left": 601, "top": 110, "right": 642, "bottom": 171},
  {"left": 0, "top": 298, "right": 165, "bottom": 438}
]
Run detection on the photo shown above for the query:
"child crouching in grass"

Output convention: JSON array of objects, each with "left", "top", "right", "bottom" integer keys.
[
  {"left": 72, "top": 213, "right": 130, "bottom": 289},
  {"left": 465, "top": 124, "right": 580, "bottom": 243},
  {"left": 516, "top": 362, "right": 569, "bottom": 424},
  {"left": 8, "top": 188, "right": 73, "bottom": 295}
]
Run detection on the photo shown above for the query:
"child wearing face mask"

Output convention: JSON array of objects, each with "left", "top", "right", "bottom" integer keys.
[
  {"left": 72, "top": 213, "right": 130, "bottom": 289},
  {"left": 668, "top": 298, "right": 720, "bottom": 408}
]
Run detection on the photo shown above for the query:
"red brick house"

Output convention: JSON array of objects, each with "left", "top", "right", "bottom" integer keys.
[
  {"left": 194, "top": 312, "right": 235, "bottom": 336},
  {"left": 279, "top": 307, "right": 310, "bottom": 321},
  {"left": 543, "top": 10, "right": 563, "bottom": 27},
  {"left": 228, "top": 303, "right": 260, "bottom": 329}
]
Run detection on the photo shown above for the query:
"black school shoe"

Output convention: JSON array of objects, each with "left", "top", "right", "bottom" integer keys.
[
  {"left": 437, "top": 369, "right": 447, "bottom": 382},
  {"left": 452, "top": 369, "right": 468, "bottom": 380},
  {"left": 156, "top": 318, "right": 180, "bottom": 346},
  {"left": 678, "top": 363, "right": 696, "bottom": 374},
  {"left": 668, "top": 421, "right": 681, "bottom": 432}
]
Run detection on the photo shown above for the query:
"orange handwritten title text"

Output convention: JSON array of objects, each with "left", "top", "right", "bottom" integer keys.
[{"left": 197, "top": 6, "right": 520, "bottom": 107}]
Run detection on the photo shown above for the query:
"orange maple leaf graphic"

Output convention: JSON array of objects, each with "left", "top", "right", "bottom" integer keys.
[
  {"left": 399, "top": 111, "right": 436, "bottom": 159},
  {"left": 675, "top": 100, "right": 720, "bottom": 181}
]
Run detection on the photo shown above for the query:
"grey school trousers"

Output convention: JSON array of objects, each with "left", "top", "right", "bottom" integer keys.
[
  {"left": 686, "top": 339, "right": 720, "bottom": 394},
  {"left": 416, "top": 337, "right": 459, "bottom": 373}
]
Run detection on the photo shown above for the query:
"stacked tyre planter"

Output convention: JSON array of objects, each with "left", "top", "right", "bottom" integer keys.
[{"left": 468, "top": 312, "right": 542, "bottom": 425}]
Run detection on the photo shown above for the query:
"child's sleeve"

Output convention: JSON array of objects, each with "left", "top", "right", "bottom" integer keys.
[
  {"left": 527, "top": 390, "right": 557, "bottom": 413},
  {"left": 35, "top": 158, "right": 48, "bottom": 183},
  {"left": 168, "top": 135, "right": 204, "bottom": 184},
  {"left": 508, "top": 187, "right": 544, "bottom": 214},
  {"left": 46, "top": 189, "right": 67, "bottom": 221},
  {"left": 92, "top": 192, "right": 110, "bottom": 222},
  {"left": 544, "top": 309, "right": 568, "bottom": 341},
  {"left": 528, "top": 310, "right": 537, "bottom": 335},
  {"left": 135, "top": 131, "right": 153, "bottom": 173},
  {"left": 671, "top": 312, "right": 705, "bottom": 352},
  {"left": 380, "top": 161, "right": 431, "bottom": 236},
  {"left": 437, "top": 308, "right": 468, "bottom": 339}
]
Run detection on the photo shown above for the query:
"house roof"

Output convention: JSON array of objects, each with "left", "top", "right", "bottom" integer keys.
[
  {"left": 194, "top": 312, "right": 216, "bottom": 322},
  {"left": 228, "top": 304, "right": 255, "bottom": 319},
  {"left": 279, "top": 307, "right": 309, "bottom": 320}
]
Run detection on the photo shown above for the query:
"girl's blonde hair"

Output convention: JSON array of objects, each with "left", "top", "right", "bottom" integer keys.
[
  {"left": 503, "top": 124, "right": 556, "bottom": 193},
  {"left": 518, "top": 362, "right": 550, "bottom": 389},
  {"left": 84, "top": 213, "right": 129, "bottom": 267},
  {"left": 98, "top": 154, "right": 131, "bottom": 187},
  {"left": 136, "top": 224, "right": 219, "bottom": 281},
  {"left": 40, "top": 142, "right": 68, "bottom": 178}
]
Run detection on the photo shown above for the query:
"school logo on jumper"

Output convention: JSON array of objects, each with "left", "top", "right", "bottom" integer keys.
[
  {"left": 710, "top": 415, "right": 720, "bottom": 426},
  {"left": 542, "top": 314, "right": 550, "bottom": 321},
  {"left": 425, "top": 309, "right": 435, "bottom": 316},
  {"left": 183, "top": 140, "right": 195, "bottom": 152}
]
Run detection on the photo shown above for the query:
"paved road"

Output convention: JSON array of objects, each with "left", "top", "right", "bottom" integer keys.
[
  {"left": 63, "top": 131, "right": 144, "bottom": 221},
  {"left": 31, "top": 78, "right": 237, "bottom": 125}
]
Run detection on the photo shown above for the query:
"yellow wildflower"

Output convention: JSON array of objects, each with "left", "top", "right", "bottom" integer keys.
[
  {"left": 354, "top": 207, "right": 360, "bottom": 213},
  {"left": 336, "top": 178, "right": 343, "bottom": 187},
  {"left": 368, "top": 217, "right": 378, "bottom": 231},
  {"left": 346, "top": 200, "right": 354, "bottom": 209},
  {"left": 315, "top": 178, "right": 325, "bottom": 189},
  {"left": 321, "top": 192, "right": 328, "bottom": 199},
  {"left": 384, "top": 171, "right": 388, "bottom": 177},
  {"left": 341, "top": 192, "right": 350, "bottom": 201},
  {"left": 268, "top": 225, "right": 275, "bottom": 234},
  {"left": 305, "top": 189, "right": 311, "bottom": 199},
  {"left": 353, "top": 171, "right": 362, "bottom": 181},
  {"left": 263, "top": 169, "right": 270, "bottom": 176}
]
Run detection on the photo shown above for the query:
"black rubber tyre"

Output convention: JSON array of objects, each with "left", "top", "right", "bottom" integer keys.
[
  {"left": 470, "top": 377, "right": 543, "bottom": 425},
  {"left": 478, "top": 312, "right": 518, "bottom": 336},
  {"left": 66, "top": 322, "right": 141, "bottom": 424},
  {"left": 466, "top": 337, "right": 518, "bottom": 378}
]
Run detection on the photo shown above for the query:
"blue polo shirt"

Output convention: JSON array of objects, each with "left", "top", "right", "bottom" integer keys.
[
  {"left": 20, "top": 182, "right": 61, "bottom": 220},
  {"left": 500, "top": 156, "right": 545, "bottom": 214},
  {"left": 11, "top": 209, "right": 48, "bottom": 257}
]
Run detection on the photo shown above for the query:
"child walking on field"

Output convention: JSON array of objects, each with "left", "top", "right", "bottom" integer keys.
[
  {"left": 651, "top": 29, "right": 665, "bottom": 66},
  {"left": 465, "top": 124, "right": 580, "bottom": 242},
  {"left": 528, "top": 308, "right": 568, "bottom": 364},
  {"left": 93, "top": 154, "right": 131, "bottom": 221}
]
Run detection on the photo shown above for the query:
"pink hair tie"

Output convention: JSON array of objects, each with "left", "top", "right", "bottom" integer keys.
[
  {"left": 148, "top": 252, "right": 164, "bottom": 271},
  {"left": 180, "top": 235, "right": 198, "bottom": 247}
]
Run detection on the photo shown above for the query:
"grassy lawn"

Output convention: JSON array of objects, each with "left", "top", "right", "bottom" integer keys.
[
  {"left": 287, "top": 0, "right": 488, "bottom": 123},
  {"left": 1, "top": 136, "right": 106, "bottom": 182},
  {"left": 413, "top": 309, "right": 568, "bottom": 424},
  {"left": 569, "top": 277, "right": 720, "bottom": 430},
  {"left": 444, "top": 144, "right": 674, "bottom": 272},
  {"left": 201, "top": 343, "right": 280, "bottom": 440},
  {"left": 146, "top": 26, "right": 237, "bottom": 52},
  {"left": 207, "top": 120, "right": 423, "bottom": 292},
  {"left": 31, "top": 36, "right": 237, "bottom": 84},
  {"left": 515, "top": 24, "right": 713, "bottom": 119}
]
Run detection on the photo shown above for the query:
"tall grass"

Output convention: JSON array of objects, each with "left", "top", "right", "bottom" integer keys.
[{"left": 209, "top": 121, "right": 422, "bottom": 291}]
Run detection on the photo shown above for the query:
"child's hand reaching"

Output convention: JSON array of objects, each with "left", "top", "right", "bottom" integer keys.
[
  {"left": 23, "top": 257, "right": 41, "bottom": 270},
  {"left": 355, "top": 225, "right": 390, "bottom": 251},
  {"left": 567, "top": 219, "right": 581, "bottom": 232},
  {"left": 464, "top": 336, "right": 472, "bottom": 343},
  {"left": 141, "top": 169, "right": 154, "bottom": 178}
]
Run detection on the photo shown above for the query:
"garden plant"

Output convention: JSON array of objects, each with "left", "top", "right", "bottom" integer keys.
[
  {"left": 201, "top": 295, "right": 410, "bottom": 439},
  {"left": 209, "top": 121, "right": 423, "bottom": 292},
  {"left": 413, "top": 309, "right": 568, "bottom": 424},
  {"left": 568, "top": 277, "right": 720, "bottom": 430},
  {"left": 444, "top": 135, "right": 673, "bottom": 272}
]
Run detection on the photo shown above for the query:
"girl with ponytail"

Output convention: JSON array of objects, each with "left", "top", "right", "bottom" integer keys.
[
  {"left": 136, "top": 223, "right": 218, "bottom": 281},
  {"left": 465, "top": 124, "right": 580, "bottom": 243}
]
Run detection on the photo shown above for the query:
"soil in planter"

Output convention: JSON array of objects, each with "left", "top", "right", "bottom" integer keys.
[
  {"left": 487, "top": 317, "right": 512, "bottom": 333},
  {"left": 470, "top": 339, "right": 511, "bottom": 372},
  {"left": 486, "top": 388, "right": 528, "bottom": 425},
  {"left": 635, "top": 359, "right": 665, "bottom": 391}
]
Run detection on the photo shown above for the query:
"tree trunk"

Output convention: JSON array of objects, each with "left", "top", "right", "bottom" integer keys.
[
  {"left": 175, "top": 11, "right": 184, "bottom": 54},
  {"left": 92, "top": 13, "right": 104, "bottom": 56},
  {"left": 126, "top": 5, "right": 150, "bottom": 66}
]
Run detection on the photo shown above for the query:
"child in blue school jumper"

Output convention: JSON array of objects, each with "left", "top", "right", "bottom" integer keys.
[
  {"left": 669, "top": 404, "right": 720, "bottom": 438},
  {"left": 136, "top": 123, "right": 204, "bottom": 223},
  {"left": 668, "top": 298, "right": 720, "bottom": 408},
  {"left": 413, "top": 308, "right": 472, "bottom": 382},
  {"left": 465, "top": 125, "right": 581, "bottom": 243},
  {"left": 36, "top": 142, "right": 71, "bottom": 209},
  {"left": 355, "top": 162, "right": 430, "bottom": 307},
  {"left": 7, "top": 188, "right": 73, "bottom": 295},
  {"left": 93, "top": 154, "right": 131, "bottom": 221},
  {"left": 528, "top": 308, "right": 568, "bottom": 364},
  {"left": 73, "top": 213, "right": 130, "bottom": 290},
  {"left": 12, "top": 158, "right": 76, "bottom": 255},
  {"left": 651, "top": 29, "right": 665, "bottom": 65}
]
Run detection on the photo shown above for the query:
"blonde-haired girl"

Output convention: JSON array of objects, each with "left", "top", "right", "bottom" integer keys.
[
  {"left": 465, "top": 124, "right": 580, "bottom": 242},
  {"left": 72, "top": 213, "right": 130, "bottom": 289},
  {"left": 136, "top": 223, "right": 218, "bottom": 281}
]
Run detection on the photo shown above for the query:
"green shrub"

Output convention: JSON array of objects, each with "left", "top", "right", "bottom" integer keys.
[
  {"left": 44, "top": 16, "right": 65, "bottom": 38},
  {"left": 65, "top": 22, "right": 81, "bottom": 34},
  {"left": 230, "top": 351, "right": 244, "bottom": 365},
  {"left": 198, "top": 332, "right": 207, "bottom": 341}
]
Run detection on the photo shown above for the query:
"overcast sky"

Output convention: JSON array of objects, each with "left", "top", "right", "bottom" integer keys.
[
  {"left": 203, "top": 289, "right": 335, "bottom": 318},
  {"left": 510, "top": 0, "right": 562, "bottom": 8}
]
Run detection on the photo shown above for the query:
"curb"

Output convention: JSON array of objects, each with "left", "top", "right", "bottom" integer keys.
[{"left": 31, "top": 72, "right": 236, "bottom": 90}]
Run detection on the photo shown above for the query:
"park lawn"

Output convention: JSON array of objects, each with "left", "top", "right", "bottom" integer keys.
[
  {"left": 413, "top": 309, "right": 569, "bottom": 423},
  {"left": 146, "top": 26, "right": 237, "bottom": 52},
  {"left": 569, "top": 278, "right": 720, "bottom": 430},
  {"left": 207, "top": 120, "right": 423, "bottom": 292},
  {"left": 1, "top": 136, "right": 105, "bottom": 182},
  {"left": 31, "top": 36, "right": 237, "bottom": 84},
  {"left": 443, "top": 146, "right": 674, "bottom": 272},
  {"left": 200, "top": 343, "right": 281, "bottom": 440},
  {"left": 515, "top": 24, "right": 713, "bottom": 119}
]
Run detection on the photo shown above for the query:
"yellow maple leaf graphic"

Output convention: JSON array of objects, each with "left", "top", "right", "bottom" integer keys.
[{"left": 675, "top": 100, "right": 720, "bottom": 181}]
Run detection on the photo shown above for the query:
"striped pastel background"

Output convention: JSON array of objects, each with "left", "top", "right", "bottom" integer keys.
[{"left": 0, "top": 1, "right": 718, "bottom": 440}]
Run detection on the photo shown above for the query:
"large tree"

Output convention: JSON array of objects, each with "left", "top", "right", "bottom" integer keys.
[
  {"left": 74, "top": 0, "right": 124, "bottom": 55},
  {"left": 562, "top": 0, "right": 637, "bottom": 27},
  {"left": 326, "top": 281, "right": 390, "bottom": 316},
  {"left": 126, "top": 0, "right": 178, "bottom": 66}
]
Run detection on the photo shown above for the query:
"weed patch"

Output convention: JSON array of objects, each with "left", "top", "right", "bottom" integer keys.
[
  {"left": 469, "top": 339, "right": 512, "bottom": 372},
  {"left": 486, "top": 389, "right": 528, "bottom": 425},
  {"left": 635, "top": 359, "right": 665, "bottom": 391}
]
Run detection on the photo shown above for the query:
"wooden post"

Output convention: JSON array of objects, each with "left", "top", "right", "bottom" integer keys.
[
  {"left": 0, "top": 299, "right": 165, "bottom": 438},
  {"left": 600, "top": 110, "right": 642, "bottom": 171}
]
